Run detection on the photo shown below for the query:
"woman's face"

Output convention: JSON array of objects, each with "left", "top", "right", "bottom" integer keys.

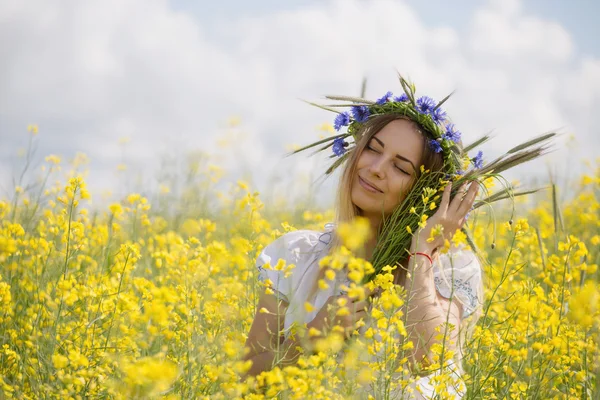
[{"left": 351, "top": 119, "right": 423, "bottom": 216}]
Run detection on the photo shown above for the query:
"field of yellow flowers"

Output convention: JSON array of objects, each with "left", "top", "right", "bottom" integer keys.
[{"left": 1, "top": 129, "right": 599, "bottom": 399}]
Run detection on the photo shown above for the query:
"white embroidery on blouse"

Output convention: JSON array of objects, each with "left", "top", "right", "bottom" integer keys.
[
  {"left": 256, "top": 264, "right": 267, "bottom": 282},
  {"left": 434, "top": 275, "right": 479, "bottom": 317}
]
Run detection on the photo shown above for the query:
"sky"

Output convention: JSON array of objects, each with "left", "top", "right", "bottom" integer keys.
[{"left": 1, "top": 0, "right": 599, "bottom": 209}]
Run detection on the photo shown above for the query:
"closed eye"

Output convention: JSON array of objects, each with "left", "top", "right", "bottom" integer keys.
[{"left": 367, "top": 146, "right": 410, "bottom": 175}]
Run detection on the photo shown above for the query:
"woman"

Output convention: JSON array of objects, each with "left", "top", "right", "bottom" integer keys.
[{"left": 243, "top": 77, "right": 552, "bottom": 398}]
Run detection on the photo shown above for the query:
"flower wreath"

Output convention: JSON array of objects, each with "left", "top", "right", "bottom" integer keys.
[
  {"left": 331, "top": 92, "right": 483, "bottom": 174},
  {"left": 299, "top": 75, "right": 484, "bottom": 178}
]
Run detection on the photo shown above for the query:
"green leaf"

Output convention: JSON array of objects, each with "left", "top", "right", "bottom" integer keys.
[
  {"left": 285, "top": 134, "right": 348, "bottom": 157},
  {"left": 472, "top": 187, "right": 545, "bottom": 210},
  {"left": 434, "top": 91, "right": 455, "bottom": 111},
  {"left": 486, "top": 145, "right": 554, "bottom": 175},
  {"left": 324, "top": 95, "right": 374, "bottom": 104},
  {"left": 397, "top": 72, "right": 416, "bottom": 106},
  {"left": 315, "top": 104, "right": 369, "bottom": 108},
  {"left": 301, "top": 100, "right": 342, "bottom": 114},
  {"left": 360, "top": 77, "right": 367, "bottom": 98},
  {"left": 325, "top": 151, "right": 351, "bottom": 175},
  {"left": 310, "top": 137, "right": 348, "bottom": 156},
  {"left": 463, "top": 133, "right": 493, "bottom": 153},
  {"left": 506, "top": 132, "right": 557, "bottom": 154}
]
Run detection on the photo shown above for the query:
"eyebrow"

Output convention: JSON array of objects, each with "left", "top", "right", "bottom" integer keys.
[{"left": 371, "top": 136, "right": 418, "bottom": 172}]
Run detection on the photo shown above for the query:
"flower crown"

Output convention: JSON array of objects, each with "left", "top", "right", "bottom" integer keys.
[{"left": 298, "top": 75, "right": 483, "bottom": 176}]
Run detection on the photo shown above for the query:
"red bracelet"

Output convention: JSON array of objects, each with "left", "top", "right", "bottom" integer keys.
[{"left": 408, "top": 252, "right": 433, "bottom": 264}]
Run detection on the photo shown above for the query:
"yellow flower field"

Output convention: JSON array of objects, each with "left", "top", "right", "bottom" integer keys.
[{"left": 1, "top": 130, "right": 599, "bottom": 399}]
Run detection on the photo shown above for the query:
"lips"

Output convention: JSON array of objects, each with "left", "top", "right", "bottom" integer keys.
[{"left": 359, "top": 176, "right": 383, "bottom": 193}]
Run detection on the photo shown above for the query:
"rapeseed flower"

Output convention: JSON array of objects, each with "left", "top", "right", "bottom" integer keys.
[{"left": 0, "top": 146, "right": 598, "bottom": 399}]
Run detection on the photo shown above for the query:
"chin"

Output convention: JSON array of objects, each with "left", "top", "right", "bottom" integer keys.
[
  {"left": 351, "top": 183, "right": 398, "bottom": 217},
  {"left": 351, "top": 179, "right": 377, "bottom": 214}
]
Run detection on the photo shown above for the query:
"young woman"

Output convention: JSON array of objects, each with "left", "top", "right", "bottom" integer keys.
[{"left": 242, "top": 79, "right": 551, "bottom": 397}]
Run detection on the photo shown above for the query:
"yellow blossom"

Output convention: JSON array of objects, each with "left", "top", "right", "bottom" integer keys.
[
  {"left": 338, "top": 217, "right": 371, "bottom": 251},
  {"left": 27, "top": 124, "right": 39, "bottom": 134},
  {"left": 45, "top": 154, "right": 61, "bottom": 164}
]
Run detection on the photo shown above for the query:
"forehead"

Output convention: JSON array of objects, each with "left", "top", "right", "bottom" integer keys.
[{"left": 372, "top": 119, "right": 423, "bottom": 163}]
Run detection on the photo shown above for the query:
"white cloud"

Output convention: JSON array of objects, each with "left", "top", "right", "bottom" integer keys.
[{"left": 0, "top": 0, "right": 598, "bottom": 207}]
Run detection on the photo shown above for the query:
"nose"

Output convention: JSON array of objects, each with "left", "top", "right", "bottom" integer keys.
[{"left": 368, "top": 155, "right": 385, "bottom": 179}]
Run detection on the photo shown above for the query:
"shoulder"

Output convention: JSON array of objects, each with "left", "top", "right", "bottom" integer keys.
[
  {"left": 255, "top": 223, "right": 335, "bottom": 301},
  {"left": 255, "top": 222, "right": 335, "bottom": 268}
]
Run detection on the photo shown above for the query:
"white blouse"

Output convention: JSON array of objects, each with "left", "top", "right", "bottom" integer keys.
[{"left": 256, "top": 222, "right": 483, "bottom": 399}]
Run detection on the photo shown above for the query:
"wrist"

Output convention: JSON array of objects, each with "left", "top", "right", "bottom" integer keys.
[
  {"left": 409, "top": 251, "right": 433, "bottom": 265},
  {"left": 410, "top": 236, "right": 436, "bottom": 255}
]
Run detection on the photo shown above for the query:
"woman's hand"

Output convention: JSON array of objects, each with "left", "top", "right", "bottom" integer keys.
[
  {"left": 413, "top": 180, "right": 480, "bottom": 254},
  {"left": 402, "top": 181, "right": 478, "bottom": 368}
]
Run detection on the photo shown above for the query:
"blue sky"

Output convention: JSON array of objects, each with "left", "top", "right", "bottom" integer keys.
[{"left": 174, "top": 0, "right": 599, "bottom": 57}]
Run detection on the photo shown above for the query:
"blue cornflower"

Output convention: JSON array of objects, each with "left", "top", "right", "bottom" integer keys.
[
  {"left": 376, "top": 91, "right": 394, "bottom": 105},
  {"left": 416, "top": 96, "right": 436, "bottom": 115},
  {"left": 394, "top": 93, "right": 409, "bottom": 102},
  {"left": 429, "top": 139, "right": 443, "bottom": 153},
  {"left": 472, "top": 150, "right": 484, "bottom": 169},
  {"left": 334, "top": 112, "right": 351, "bottom": 131},
  {"left": 444, "top": 170, "right": 463, "bottom": 180},
  {"left": 332, "top": 137, "right": 347, "bottom": 157},
  {"left": 351, "top": 105, "right": 370, "bottom": 123},
  {"left": 442, "top": 124, "right": 462, "bottom": 143},
  {"left": 431, "top": 107, "right": 447, "bottom": 124}
]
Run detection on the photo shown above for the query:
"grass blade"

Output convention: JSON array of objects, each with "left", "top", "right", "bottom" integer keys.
[
  {"left": 324, "top": 95, "right": 374, "bottom": 104},
  {"left": 434, "top": 90, "right": 455, "bottom": 111},
  {"left": 325, "top": 151, "right": 351, "bottom": 175},
  {"left": 506, "top": 132, "right": 557, "bottom": 154},
  {"left": 301, "top": 100, "right": 342, "bottom": 114},
  {"left": 285, "top": 134, "right": 347, "bottom": 157},
  {"left": 360, "top": 77, "right": 367, "bottom": 98},
  {"left": 463, "top": 133, "right": 493, "bottom": 153}
]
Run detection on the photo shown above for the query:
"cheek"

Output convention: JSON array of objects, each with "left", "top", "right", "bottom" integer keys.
[{"left": 355, "top": 152, "right": 370, "bottom": 169}]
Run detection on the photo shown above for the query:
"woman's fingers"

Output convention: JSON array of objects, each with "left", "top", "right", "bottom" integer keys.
[
  {"left": 448, "top": 182, "right": 468, "bottom": 214},
  {"left": 457, "top": 181, "right": 479, "bottom": 216},
  {"left": 439, "top": 181, "right": 452, "bottom": 212},
  {"left": 449, "top": 181, "right": 479, "bottom": 215}
]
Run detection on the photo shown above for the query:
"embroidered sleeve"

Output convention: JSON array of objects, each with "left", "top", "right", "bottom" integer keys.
[{"left": 433, "top": 247, "right": 484, "bottom": 319}]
